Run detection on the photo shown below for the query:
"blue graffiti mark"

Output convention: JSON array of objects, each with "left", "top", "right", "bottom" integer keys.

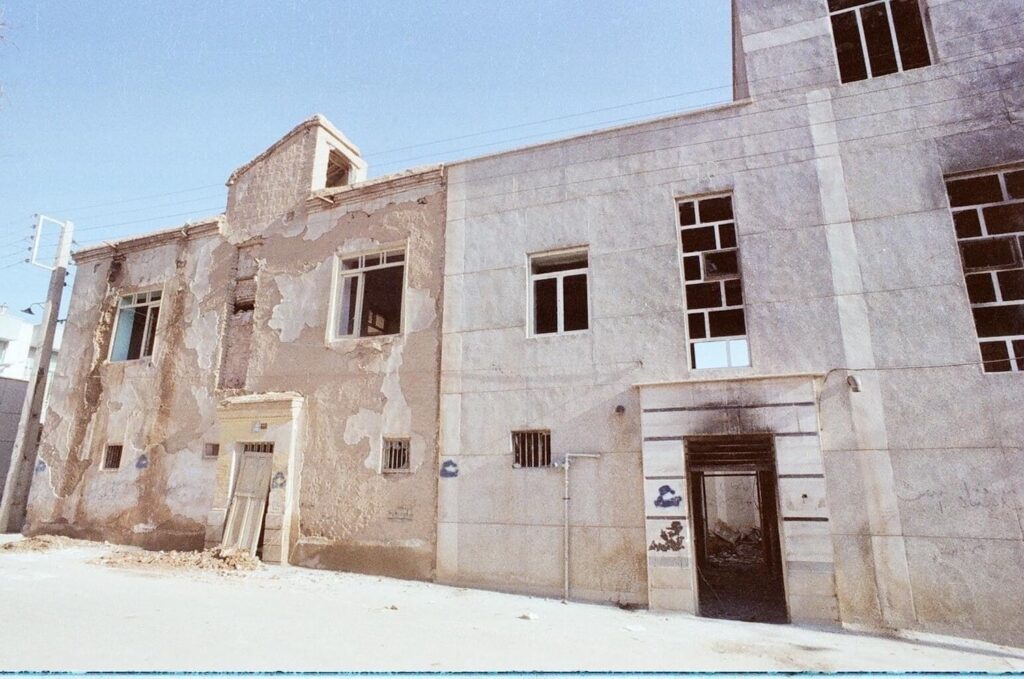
[
  {"left": 135, "top": 455, "right": 149, "bottom": 470},
  {"left": 33, "top": 459, "right": 46, "bottom": 474},
  {"left": 440, "top": 460, "right": 458, "bottom": 478},
  {"left": 654, "top": 485, "right": 682, "bottom": 508},
  {"left": 271, "top": 471, "right": 286, "bottom": 489}
]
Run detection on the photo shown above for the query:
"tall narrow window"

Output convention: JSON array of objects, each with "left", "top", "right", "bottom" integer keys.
[
  {"left": 945, "top": 167, "right": 1024, "bottom": 373},
  {"left": 529, "top": 249, "right": 589, "bottom": 335},
  {"left": 110, "top": 290, "right": 162, "bottom": 361},
  {"left": 679, "top": 194, "right": 750, "bottom": 369},
  {"left": 333, "top": 248, "right": 405, "bottom": 339},
  {"left": 829, "top": 0, "right": 931, "bottom": 84}
]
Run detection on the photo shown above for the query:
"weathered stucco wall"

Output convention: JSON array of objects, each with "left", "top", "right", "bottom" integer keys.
[
  {"left": 253, "top": 170, "right": 446, "bottom": 580},
  {"left": 26, "top": 226, "right": 229, "bottom": 549}
]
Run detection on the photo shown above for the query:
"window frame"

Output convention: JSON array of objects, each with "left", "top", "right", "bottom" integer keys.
[
  {"left": 101, "top": 444, "right": 123, "bottom": 471},
  {"left": 676, "top": 192, "right": 752, "bottom": 371},
  {"left": 827, "top": 0, "right": 933, "bottom": 84},
  {"left": 943, "top": 164, "right": 1024, "bottom": 374},
  {"left": 511, "top": 430, "right": 553, "bottom": 469},
  {"left": 328, "top": 246, "right": 408, "bottom": 342},
  {"left": 527, "top": 247, "right": 591, "bottom": 337},
  {"left": 108, "top": 287, "right": 164, "bottom": 363},
  {"left": 381, "top": 437, "right": 411, "bottom": 474}
]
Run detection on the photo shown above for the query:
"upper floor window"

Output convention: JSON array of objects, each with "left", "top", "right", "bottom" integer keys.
[
  {"left": 829, "top": 0, "right": 931, "bottom": 84},
  {"left": 529, "top": 249, "right": 589, "bottom": 336},
  {"left": 679, "top": 194, "right": 750, "bottom": 369},
  {"left": 325, "top": 150, "right": 351, "bottom": 188},
  {"left": 944, "top": 166, "right": 1024, "bottom": 373},
  {"left": 110, "top": 289, "right": 162, "bottom": 361},
  {"left": 333, "top": 248, "right": 405, "bottom": 339}
]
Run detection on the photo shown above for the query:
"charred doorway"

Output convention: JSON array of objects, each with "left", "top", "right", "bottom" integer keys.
[{"left": 686, "top": 435, "right": 787, "bottom": 623}]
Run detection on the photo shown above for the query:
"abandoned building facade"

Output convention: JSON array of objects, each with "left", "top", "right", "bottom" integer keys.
[{"left": 19, "top": 0, "right": 1024, "bottom": 647}]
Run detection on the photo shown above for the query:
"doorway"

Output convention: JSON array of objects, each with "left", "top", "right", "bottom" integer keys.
[
  {"left": 221, "top": 442, "right": 275, "bottom": 557},
  {"left": 686, "top": 435, "right": 787, "bottom": 623}
]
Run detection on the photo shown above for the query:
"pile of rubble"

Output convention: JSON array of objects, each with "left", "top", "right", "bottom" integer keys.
[
  {"left": 97, "top": 547, "right": 262, "bottom": 573},
  {"left": 706, "top": 521, "right": 765, "bottom": 568},
  {"left": 0, "top": 535, "right": 95, "bottom": 553}
]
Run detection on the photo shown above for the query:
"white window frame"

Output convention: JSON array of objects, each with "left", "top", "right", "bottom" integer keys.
[
  {"left": 527, "top": 247, "right": 590, "bottom": 337},
  {"left": 827, "top": 0, "right": 933, "bottom": 82},
  {"left": 108, "top": 287, "right": 163, "bottom": 362},
  {"left": 328, "top": 246, "right": 407, "bottom": 342}
]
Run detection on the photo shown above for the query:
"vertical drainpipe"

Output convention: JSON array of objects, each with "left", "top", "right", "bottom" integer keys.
[{"left": 559, "top": 453, "right": 601, "bottom": 602}]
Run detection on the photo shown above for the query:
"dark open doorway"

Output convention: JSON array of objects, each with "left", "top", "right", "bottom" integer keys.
[{"left": 686, "top": 435, "right": 788, "bottom": 623}]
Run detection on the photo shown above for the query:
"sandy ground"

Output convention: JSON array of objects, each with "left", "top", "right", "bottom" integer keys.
[{"left": 1, "top": 534, "right": 1022, "bottom": 672}]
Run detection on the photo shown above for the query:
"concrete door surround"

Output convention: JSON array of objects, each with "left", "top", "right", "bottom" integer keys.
[
  {"left": 204, "top": 392, "right": 304, "bottom": 564},
  {"left": 638, "top": 374, "right": 837, "bottom": 624}
]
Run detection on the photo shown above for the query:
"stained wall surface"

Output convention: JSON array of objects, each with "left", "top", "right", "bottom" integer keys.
[
  {"left": 439, "top": 0, "right": 1024, "bottom": 643},
  {"left": 24, "top": 119, "right": 446, "bottom": 580}
]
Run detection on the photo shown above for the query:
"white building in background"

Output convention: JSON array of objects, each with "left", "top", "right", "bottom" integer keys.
[{"left": 0, "top": 305, "right": 63, "bottom": 503}]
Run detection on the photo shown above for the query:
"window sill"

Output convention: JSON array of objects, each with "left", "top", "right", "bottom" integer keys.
[
  {"left": 327, "top": 333, "right": 403, "bottom": 347},
  {"left": 526, "top": 329, "right": 591, "bottom": 341}
]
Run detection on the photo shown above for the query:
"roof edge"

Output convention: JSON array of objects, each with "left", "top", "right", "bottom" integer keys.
[{"left": 73, "top": 217, "right": 223, "bottom": 264}]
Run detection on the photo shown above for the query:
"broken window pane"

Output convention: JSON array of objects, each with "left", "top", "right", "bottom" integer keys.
[
  {"left": 1007, "top": 171, "right": 1024, "bottom": 200},
  {"left": 698, "top": 196, "right": 733, "bottom": 223},
  {"left": 708, "top": 309, "right": 746, "bottom": 338},
  {"left": 724, "top": 279, "right": 744, "bottom": 306},
  {"left": 980, "top": 341, "right": 1012, "bottom": 372},
  {"left": 678, "top": 201, "right": 696, "bottom": 227},
  {"left": 325, "top": 150, "right": 350, "bottom": 188},
  {"left": 333, "top": 249, "right": 405, "bottom": 339},
  {"left": 998, "top": 270, "right": 1024, "bottom": 301},
  {"left": 683, "top": 255, "right": 702, "bottom": 281},
  {"left": 110, "top": 291, "right": 162, "bottom": 361},
  {"left": 688, "top": 313, "right": 707, "bottom": 340},
  {"left": 704, "top": 250, "right": 739, "bottom": 279},
  {"left": 965, "top": 273, "right": 996, "bottom": 304},
  {"left": 982, "top": 204, "right": 1024, "bottom": 235},
  {"left": 718, "top": 223, "right": 737, "bottom": 248},
  {"left": 972, "top": 304, "right": 1024, "bottom": 338},
  {"left": 530, "top": 250, "right": 588, "bottom": 335}
]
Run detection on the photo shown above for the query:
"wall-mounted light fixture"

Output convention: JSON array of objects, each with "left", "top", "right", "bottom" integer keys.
[{"left": 846, "top": 374, "right": 862, "bottom": 393}]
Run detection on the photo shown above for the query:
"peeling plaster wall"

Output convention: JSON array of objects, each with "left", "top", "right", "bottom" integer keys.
[
  {"left": 25, "top": 230, "right": 230, "bottom": 550},
  {"left": 253, "top": 175, "right": 446, "bottom": 581}
]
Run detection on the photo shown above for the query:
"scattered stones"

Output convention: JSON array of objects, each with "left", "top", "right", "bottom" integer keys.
[
  {"left": 97, "top": 547, "right": 262, "bottom": 573},
  {"left": 0, "top": 535, "right": 93, "bottom": 553},
  {"left": 518, "top": 612, "right": 538, "bottom": 620}
]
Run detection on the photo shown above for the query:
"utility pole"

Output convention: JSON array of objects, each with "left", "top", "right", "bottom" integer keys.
[{"left": 0, "top": 215, "right": 73, "bottom": 533}]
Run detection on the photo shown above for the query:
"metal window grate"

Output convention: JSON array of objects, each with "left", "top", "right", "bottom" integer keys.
[
  {"left": 512, "top": 431, "right": 551, "bottom": 468},
  {"left": 204, "top": 443, "right": 220, "bottom": 458},
  {"left": 102, "top": 445, "right": 123, "bottom": 470},
  {"left": 242, "top": 442, "right": 274, "bottom": 454},
  {"left": 382, "top": 438, "right": 410, "bottom": 472}
]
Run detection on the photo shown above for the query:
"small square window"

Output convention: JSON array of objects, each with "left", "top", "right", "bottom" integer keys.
[
  {"left": 512, "top": 430, "right": 551, "bottom": 468},
  {"left": 203, "top": 443, "right": 220, "bottom": 459},
  {"left": 102, "top": 445, "right": 123, "bottom": 470},
  {"left": 382, "top": 438, "right": 410, "bottom": 473}
]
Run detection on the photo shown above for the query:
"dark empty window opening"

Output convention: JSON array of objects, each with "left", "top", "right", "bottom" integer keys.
[
  {"left": 512, "top": 430, "right": 551, "bottom": 468},
  {"left": 945, "top": 166, "right": 1024, "bottom": 373},
  {"left": 110, "top": 290, "right": 162, "bottom": 362},
  {"left": 325, "top": 150, "right": 351, "bottom": 188},
  {"left": 335, "top": 249, "right": 406, "bottom": 339},
  {"left": 204, "top": 443, "right": 220, "bottom": 459},
  {"left": 829, "top": 0, "right": 931, "bottom": 84},
  {"left": 102, "top": 444, "right": 123, "bottom": 470},
  {"left": 685, "top": 435, "right": 788, "bottom": 624},
  {"left": 242, "top": 442, "right": 275, "bottom": 454},
  {"left": 382, "top": 438, "right": 411, "bottom": 473},
  {"left": 678, "top": 195, "right": 750, "bottom": 369},
  {"left": 530, "top": 249, "right": 589, "bottom": 335}
]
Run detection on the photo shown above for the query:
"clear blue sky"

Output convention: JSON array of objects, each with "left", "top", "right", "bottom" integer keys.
[{"left": 0, "top": 0, "right": 732, "bottom": 320}]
